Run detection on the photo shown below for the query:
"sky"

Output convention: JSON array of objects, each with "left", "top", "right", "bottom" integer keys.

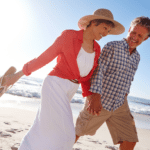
[{"left": 0, "top": 0, "right": 150, "bottom": 99}]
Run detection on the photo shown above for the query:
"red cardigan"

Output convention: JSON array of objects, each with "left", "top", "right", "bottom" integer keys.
[{"left": 22, "top": 30, "right": 100, "bottom": 97}]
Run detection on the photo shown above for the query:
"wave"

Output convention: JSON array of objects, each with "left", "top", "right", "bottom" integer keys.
[
  {"left": 128, "top": 96, "right": 150, "bottom": 106},
  {"left": 4, "top": 76, "right": 150, "bottom": 116}
]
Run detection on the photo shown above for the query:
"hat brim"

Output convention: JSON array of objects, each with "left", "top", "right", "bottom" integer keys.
[{"left": 78, "top": 15, "right": 125, "bottom": 35}]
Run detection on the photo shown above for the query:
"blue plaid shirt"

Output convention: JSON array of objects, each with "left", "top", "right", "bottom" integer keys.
[{"left": 90, "top": 39, "right": 140, "bottom": 111}]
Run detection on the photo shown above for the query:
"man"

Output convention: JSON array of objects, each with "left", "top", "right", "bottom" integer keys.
[{"left": 75, "top": 16, "right": 150, "bottom": 150}]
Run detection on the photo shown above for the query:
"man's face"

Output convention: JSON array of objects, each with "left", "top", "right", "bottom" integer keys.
[{"left": 126, "top": 25, "right": 149, "bottom": 50}]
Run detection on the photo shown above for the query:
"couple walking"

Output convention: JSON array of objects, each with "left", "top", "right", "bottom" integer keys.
[{"left": 0, "top": 8, "right": 150, "bottom": 150}]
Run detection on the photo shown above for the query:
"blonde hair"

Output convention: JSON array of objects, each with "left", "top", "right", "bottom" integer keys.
[{"left": 131, "top": 16, "right": 150, "bottom": 37}]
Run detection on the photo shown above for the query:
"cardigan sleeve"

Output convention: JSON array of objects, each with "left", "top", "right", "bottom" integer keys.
[
  {"left": 80, "top": 65, "right": 100, "bottom": 97},
  {"left": 22, "top": 30, "right": 67, "bottom": 76},
  {"left": 80, "top": 79, "right": 93, "bottom": 97}
]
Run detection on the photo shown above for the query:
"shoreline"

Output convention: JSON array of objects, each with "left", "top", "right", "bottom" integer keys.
[
  {"left": 1, "top": 93, "right": 150, "bottom": 130},
  {"left": 0, "top": 107, "right": 150, "bottom": 150}
]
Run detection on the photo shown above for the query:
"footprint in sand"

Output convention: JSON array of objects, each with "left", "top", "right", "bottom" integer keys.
[
  {"left": 25, "top": 128, "right": 29, "bottom": 130},
  {"left": 17, "top": 129, "right": 24, "bottom": 132},
  {"left": 90, "top": 140, "right": 102, "bottom": 144},
  {"left": 0, "top": 131, "right": 12, "bottom": 137},
  {"left": 86, "top": 137, "right": 102, "bottom": 145},
  {"left": 6, "top": 129, "right": 18, "bottom": 134},
  {"left": 4, "top": 122, "right": 11, "bottom": 125},
  {"left": 6, "top": 128, "right": 23, "bottom": 134},
  {"left": 11, "top": 143, "right": 20, "bottom": 150},
  {"left": 105, "top": 145, "right": 118, "bottom": 150}
]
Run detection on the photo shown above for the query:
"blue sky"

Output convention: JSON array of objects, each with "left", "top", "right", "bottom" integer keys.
[{"left": 0, "top": 0, "right": 150, "bottom": 99}]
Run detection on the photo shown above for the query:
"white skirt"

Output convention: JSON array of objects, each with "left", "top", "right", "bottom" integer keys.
[{"left": 19, "top": 75, "right": 79, "bottom": 150}]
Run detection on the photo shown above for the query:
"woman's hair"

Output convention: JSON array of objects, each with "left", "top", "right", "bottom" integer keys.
[
  {"left": 86, "top": 19, "right": 115, "bottom": 28},
  {"left": 131, "top": 16, "right": 150, "bottom": 37}
]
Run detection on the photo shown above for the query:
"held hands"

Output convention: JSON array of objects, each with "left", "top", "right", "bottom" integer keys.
[{"left": 86, "top": 93, "right": 102, "bottom": 116}]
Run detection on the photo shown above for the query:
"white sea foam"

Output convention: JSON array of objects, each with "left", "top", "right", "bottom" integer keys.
[{"left": 3, "top": 76, "right": 150, "bottom": 116}]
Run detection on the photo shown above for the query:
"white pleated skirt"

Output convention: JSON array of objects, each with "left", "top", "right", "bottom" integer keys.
[{"left": 19, "top": 75, "right": 79, "bottom": 150}]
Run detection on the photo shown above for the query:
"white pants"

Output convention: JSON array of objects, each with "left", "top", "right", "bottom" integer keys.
[{"left": 19, "top": 75, "right": 79, "bottom": 150}]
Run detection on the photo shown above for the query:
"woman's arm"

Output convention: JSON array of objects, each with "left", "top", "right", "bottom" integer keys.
[{"left": 23, "top": 30, "right": 67, "bottom": 76}]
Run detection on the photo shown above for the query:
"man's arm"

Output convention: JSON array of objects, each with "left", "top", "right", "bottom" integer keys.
[{"left": 87, "top": 43, "right": 114, "bottom": 115}]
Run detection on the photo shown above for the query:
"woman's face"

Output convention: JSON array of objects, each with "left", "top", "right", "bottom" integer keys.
[{"left": 92, "top": 22, "right": 112, "bottom": 41}]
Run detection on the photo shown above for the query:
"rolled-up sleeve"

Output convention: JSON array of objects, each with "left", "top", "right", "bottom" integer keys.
[{"left": 90, "top": 43, "right": 114, "bottom": 94}]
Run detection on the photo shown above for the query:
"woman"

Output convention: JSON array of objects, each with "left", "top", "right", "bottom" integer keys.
[{"left": 1, "top": 9, "right": 124, "bottom": 150}]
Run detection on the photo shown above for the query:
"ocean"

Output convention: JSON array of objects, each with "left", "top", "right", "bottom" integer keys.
[{"left": 0, "top": 76, "right": 150, "bottom": 130}]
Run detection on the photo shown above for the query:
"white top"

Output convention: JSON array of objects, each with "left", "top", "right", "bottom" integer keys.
[{"left": 77, "top": 47, "right": 95, "bottom": 77}]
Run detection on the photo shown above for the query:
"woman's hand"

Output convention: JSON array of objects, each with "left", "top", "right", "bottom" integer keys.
[{"left": 86, "top": 93, "right": 102, "bottom": 116}]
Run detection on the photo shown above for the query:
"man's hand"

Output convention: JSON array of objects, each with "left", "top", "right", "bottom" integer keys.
[
  {"left": 3, "top": 71, "right": 24, "bottom": 87},
  {"left": 86, "top": 93, "right": 102, "bottom": 116}
]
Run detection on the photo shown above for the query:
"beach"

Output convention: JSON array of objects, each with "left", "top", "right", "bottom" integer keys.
[{"left": 0, "top": 94, "right": 150, "bottom": 150}]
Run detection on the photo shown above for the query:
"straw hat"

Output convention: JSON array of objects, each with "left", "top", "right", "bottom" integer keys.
[{"left": 78, "top": 8, "right": 125, "bottom": 35}]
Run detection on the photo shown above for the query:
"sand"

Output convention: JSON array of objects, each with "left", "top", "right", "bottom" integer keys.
[{"left": 0, "top": 107, "right": 150, "bottom": 150}]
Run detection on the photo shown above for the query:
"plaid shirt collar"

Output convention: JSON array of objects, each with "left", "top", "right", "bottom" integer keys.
[{"left": 122, "top": 38, "right": 137, "bottom": 54}]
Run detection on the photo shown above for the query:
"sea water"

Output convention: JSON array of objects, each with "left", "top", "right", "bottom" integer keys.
[{"left": 0, "top": 76, "right": 150, "bottom": 129}]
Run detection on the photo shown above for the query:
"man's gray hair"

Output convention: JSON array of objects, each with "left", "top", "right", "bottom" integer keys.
[{"left": 131, "top": 16, "right": 150, "bottom": 37}]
